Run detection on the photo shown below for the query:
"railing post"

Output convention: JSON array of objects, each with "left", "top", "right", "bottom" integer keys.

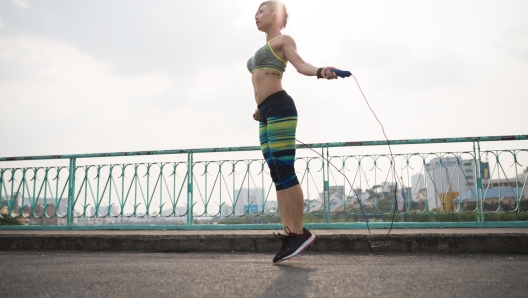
[
  {"left": 67, "top": 157, "right": 76, "bottom": 228},
  {"left": 474, "top": 141, "right": 484, "bottom": 222},
  {"left": 514, "top": 152, "right": 520, "bottom": 221},
  {"left": 323, "top": 147, "right": 330, "bottom": 224},
  {"left": 187, "top": 152, "right": 193, "bottom": 226},
  {"left": 477, "top": 141, "right": 485, "bottom": 222}
]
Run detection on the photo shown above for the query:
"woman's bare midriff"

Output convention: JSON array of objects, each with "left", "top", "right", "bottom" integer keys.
[{"left": 252, "top": 70, "right": 284, "bottom": 105}]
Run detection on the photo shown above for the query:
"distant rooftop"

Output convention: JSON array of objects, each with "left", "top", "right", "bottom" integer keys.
[{"left": 453, "top": 187, "right": 525, "bottom": 202}]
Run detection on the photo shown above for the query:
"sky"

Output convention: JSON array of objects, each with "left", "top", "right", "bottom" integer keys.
[{"left": 1, "top": 0, "right": 527, "bottom": 161}]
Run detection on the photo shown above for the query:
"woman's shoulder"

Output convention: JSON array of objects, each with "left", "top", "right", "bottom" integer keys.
[
  {"left": 276, "top": 35, "right": 296, "bottom": 48},
  {"left": 279, "top": 34, "right": 295, "bottom": 43}
]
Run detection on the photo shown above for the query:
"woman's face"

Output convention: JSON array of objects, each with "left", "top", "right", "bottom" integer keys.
[{"left": 255, "top": 5, "right": 274, "bottom": 31}]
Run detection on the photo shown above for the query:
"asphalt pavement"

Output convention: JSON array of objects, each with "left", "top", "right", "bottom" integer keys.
[{"left": 1, "top": 251, "right": 526, "bottom": 298}]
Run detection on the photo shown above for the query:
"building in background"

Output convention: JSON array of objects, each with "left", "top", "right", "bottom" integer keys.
[
  {"left": 425, "top": 157, "right": 478, "bottom": 211},
  {"left": 453, "top": 187, "right": 526, "bottom": 211},
  {"left": 317, "top": 186, "right": 346, "bottom": 212},
  {"left": 233, "top": 188, "right": 264, "bottom": 214},
  {"left": 411, "top": 173, "right": 425, "bottom": 198},
  {"left": 221, "top": 203, "right": 232, "bottom": 216}
]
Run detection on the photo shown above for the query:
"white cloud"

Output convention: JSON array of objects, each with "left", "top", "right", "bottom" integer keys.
[
  {"left": 0, "top": 37, "right": 187, "bottom": 154},
  {"left": 0, "top": 36, "right": 172, "bottom": 110},
  {"left": 0, "top": 17, "right": 4, "bottom": 30},
  {"left": 0, "top": 35, "right": 260, "bottom": 157},
  {"left": 11, "top": 0, "right": 28, "bottom": 8},
  {"left": 499, "top": 25, "right": 528, "bottom": 62}
]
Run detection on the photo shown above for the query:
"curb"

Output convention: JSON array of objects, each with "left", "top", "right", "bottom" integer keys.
[{"left": 1, "top": 233, "right": 527, "bottom": 253}]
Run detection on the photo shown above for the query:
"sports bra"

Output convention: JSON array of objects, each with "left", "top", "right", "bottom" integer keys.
[{"left": 247, "top": 35, "right": 287, "bottom": 74}]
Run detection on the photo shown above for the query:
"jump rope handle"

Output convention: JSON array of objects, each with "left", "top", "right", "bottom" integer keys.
[{"left": 330, "top": 70, "right": 352, "bottom": 78}]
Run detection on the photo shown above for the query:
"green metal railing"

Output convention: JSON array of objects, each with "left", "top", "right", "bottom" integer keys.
[{"left": 1, "top": 135, "right": 527, "bottom": 230}]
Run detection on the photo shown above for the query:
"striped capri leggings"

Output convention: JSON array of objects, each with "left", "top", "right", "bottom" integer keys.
[{"left": 258, "top": 90, "right": 299, "bottom": 191}]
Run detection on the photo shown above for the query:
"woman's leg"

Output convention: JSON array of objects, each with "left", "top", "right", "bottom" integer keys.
[
  {"left": 260, "top": 120, "right": 292, "bottom": 234},
  {"left": 266, "top": 113, "right": 303, "bottom": 234},
  {"left": 276, "top": 189, "right": 293, "bottom": 235},
  {"left": 283, "top": 184, "right": 304, "bottom": 234},
  {"left": 262, "top": 94, "right": 315, "bottom": 262},
  {"left": 277, "top": 185, "right": 305, "bottom": 235}
]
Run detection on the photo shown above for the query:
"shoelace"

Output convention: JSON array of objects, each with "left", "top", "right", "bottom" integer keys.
[
  {"left": 273, "top": 231, "right": 291, "bottom": 258},
  {"left": 273, "top": 232, "right": 287, "bottom": 240},
  {"left": 283, "top": 226, "right": 294, "bottom": 236},
  {"left": 282, "top": 226, "right": 303, "bottom": 251}
]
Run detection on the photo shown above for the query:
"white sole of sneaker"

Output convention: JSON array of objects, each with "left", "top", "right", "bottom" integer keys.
[{"left": 278, "top": 234, "right": 316, "bottom": 262}]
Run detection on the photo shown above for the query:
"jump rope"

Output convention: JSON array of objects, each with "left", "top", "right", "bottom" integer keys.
[{"left": 295, "top": 69, "right": 402, "bottom": 253}]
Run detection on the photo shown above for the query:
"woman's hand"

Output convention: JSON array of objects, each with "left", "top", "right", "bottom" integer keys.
[
  {"left": 321, "top": 66, "right": 339, "bottom": 80},
  {"left": 253, "top": 108, "right": 260, "bottom": 121}
]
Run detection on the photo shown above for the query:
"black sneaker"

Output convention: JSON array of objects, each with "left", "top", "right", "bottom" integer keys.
[
  {"left": 272, "top": 233, "right": 290, "bottom": 263},
  {"left": 277, "top": 228, "right": 316, "bottom": 262}
]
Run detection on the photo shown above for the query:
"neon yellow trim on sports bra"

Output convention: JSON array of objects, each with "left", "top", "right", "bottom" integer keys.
[
  {"left": 251, "top": 67, "right": 282, "bottom": 74},
  {"left": 267, "top": 36, "right": 286, "bottom": 64}
]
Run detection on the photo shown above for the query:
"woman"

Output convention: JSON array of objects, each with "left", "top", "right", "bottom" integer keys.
[{"left": 248, "top": 0, "right": 340, "bottom": 263}]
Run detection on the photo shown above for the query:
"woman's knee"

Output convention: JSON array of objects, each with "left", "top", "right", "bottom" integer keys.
[{"left": 275, "top": 165, "right": 299, "bottom": 190}]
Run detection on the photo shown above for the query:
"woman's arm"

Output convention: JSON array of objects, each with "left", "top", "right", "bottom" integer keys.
[{"left": 281, "top": 35, "right": 338, "bottom": 79}]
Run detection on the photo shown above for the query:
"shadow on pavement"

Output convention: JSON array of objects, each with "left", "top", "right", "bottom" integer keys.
[{"left": 256, "top": 263, "right": 315, "bottom": 298}]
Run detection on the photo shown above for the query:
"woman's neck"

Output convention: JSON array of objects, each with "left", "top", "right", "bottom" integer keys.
[{"left": 265, "top": 27, "right": 282, "bottom": 42}]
